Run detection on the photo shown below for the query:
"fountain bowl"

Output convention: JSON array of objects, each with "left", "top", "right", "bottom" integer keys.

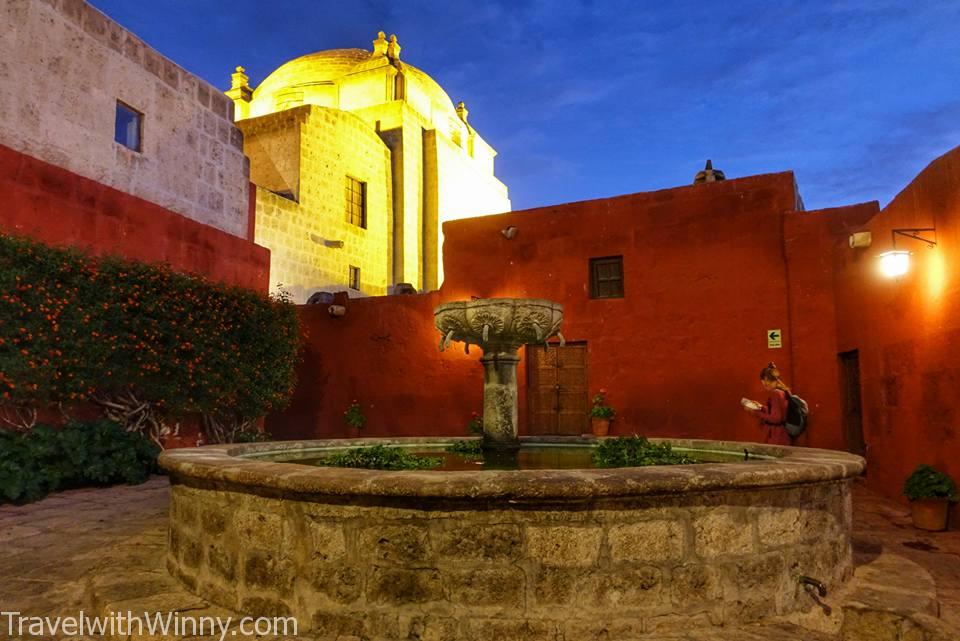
[
  {"left": 160, "top": 437, "right": 863, "bottom": 638},
  {"left": 434, "top": 298, "right": 563, "bottom": 352}
]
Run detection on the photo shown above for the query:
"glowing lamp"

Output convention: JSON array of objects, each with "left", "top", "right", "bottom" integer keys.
[
  {"left": 873, "top": 228, "right": 937, "bottom": 279},
  {"left": 878, "top": 250, "right": 910, "bottom": 278}
]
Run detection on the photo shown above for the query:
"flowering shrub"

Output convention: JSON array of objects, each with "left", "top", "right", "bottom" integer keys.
[
  {"left": 344, "top": 400, "right": 366, "bottom": 429},
  {"left": 590, "top": 389, "right": 616, "bottom": 419},
  {"left": 0, "top": 234, "right": 301, "bottom": 440}
]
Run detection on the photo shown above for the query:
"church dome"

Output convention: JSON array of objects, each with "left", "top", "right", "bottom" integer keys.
[
  {"left": 252, "top": 48, "right": 372, "bottom": 101},
  {"left": 246, "top": 34, "right": 461, "bottom": 127}
]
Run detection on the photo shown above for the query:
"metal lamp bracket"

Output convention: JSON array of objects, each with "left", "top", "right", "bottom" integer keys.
[{"left": 892, "top": 228, "right": 937, "bottom": 249}]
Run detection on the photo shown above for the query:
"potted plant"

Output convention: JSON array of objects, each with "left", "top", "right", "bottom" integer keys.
[
  {"left": 590, "top": 389, "right": 615, "bottom": 437},
  {"left": 343, "top": 400, "right": 366, "bottom": 436},
  {"left": 467, "top": 411, "right": 483, "bottom": 436},
  {"left": 903, "top": 464, "right": 958, "bottom": 531}
]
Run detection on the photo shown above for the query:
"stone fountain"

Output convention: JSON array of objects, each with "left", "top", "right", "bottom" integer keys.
[{"left": 433, "top": 298, "right": 564, "bottom": 450}]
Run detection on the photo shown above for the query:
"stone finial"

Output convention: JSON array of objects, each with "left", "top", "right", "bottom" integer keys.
[
  {"left": 456, "top": 101, "right": 469, "bottom": 123},
  {"left": 226, "top": 65, "right": 253, "bottom": 120},
  {"left": 693, "top": 159, "right": 726, "bottom": 184},
  {"left": 372, "top": 31, "right": 388, "bottom": 56},
  {"left": 387, "top": 34, "right": 401, "bottom": 61},
  {"left": 230, "top": 66, "right": 249, "bottom": 91}
]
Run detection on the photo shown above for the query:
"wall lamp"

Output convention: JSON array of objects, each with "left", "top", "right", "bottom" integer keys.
[{"left": 879, "top": 228, "right": 937, "bottom": 278}]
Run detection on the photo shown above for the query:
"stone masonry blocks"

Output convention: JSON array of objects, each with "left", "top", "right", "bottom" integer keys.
[
  {"left": 525, "top": 525, "right": 602, "bottom": 567},
  {"left": 1, "top": 0, "right": 249, "bottom": 237},
  {"left": 608, "top": 519, "right": 685, "bottom": 563},
  {"left": 166, "top": 475, "right": 855, "bottom": 637}
]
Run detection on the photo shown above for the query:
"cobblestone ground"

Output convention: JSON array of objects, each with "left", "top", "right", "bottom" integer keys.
[{"left": 0, "top": 476, "right": 957, "bottom": 640}]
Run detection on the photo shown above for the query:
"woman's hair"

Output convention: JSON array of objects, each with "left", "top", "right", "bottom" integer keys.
[{"left": 760, "top": 362, "right": 791, "bottom": 393}]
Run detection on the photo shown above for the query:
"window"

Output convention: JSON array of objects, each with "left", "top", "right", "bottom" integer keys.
[
  {"left": 114, "top": 101, "right": 143, "bottom": 152},
  {"left": 348, "top": 265, "right": 361, "bottom": 291},
  {"left": 589, "top": 256, "right": 624, "bottom": 299},
  {"left": 393, "top": 72, "right": 405, "bottom": 100},
  {"left": 345, "top": 176, "right": 367, "bottom": 228}
]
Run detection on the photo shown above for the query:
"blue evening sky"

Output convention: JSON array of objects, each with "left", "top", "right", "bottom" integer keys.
[{"left": 90, "top": 0, "right": 960, "bottom": 212}]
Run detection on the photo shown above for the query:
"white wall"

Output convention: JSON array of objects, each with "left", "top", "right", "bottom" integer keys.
[{"left": 0, "top": 0, "right": 250, "bottom": 238}]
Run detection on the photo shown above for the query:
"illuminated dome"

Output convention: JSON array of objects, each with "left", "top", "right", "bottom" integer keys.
[
  {"left": 245, "top": 34, "right": 461, "bottom": 127},
  {"left": 252, "top": 48, "right": 370, "bottom": 103}
]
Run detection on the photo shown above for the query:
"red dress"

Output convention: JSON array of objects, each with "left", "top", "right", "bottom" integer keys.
[{"left": 754, "top": 389, "right": 791, "bottom": 445}]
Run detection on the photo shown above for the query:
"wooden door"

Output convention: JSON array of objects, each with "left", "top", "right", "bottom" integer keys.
[
  {"left": 839, "top": 350, "right": 866, "bottom": 455},
  {"left": 527, "top": 343, "right": 588, "bottom": 435}
]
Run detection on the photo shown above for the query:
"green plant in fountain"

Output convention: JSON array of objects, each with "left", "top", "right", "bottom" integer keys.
[
  {"left": 446, "top": 439, "right": 483, "bottom": 458},
  {"left": 903, "top": 464, "right": 958, "bottom": 501},
  {"left": 343, "top": 400, "right": 366, "bottom": 429},
  {"left": 318, "top": 445, "right": 441, "bottom": 470},
  {"left": 592, "top": 435, "right": 697, "bottom": 468},
  {"left": 590, "top": 391, "right": 616, "bottom": 419}
]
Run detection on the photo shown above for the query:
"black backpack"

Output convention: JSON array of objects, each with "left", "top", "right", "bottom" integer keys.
[{"left": 784, "top": 391, "right": 809, "bottom": 437}]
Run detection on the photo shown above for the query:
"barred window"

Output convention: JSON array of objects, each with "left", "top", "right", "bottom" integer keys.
[
  {"left": 589, "top": 256, "right": 624, "bottom": 299},
  {"left": 345, "top": 176, "right": 366, "bottom": 228},
  {"left": 349, "top": 265, "right": 361, "bottom": 291}
]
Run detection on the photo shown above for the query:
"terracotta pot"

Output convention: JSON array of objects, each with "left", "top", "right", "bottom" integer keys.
[
  {"left": 910, "top": 498, "right": 950, "bottom": 531},
  {"left": 591, "top": 417, "right": 610, "bottom": 437}
]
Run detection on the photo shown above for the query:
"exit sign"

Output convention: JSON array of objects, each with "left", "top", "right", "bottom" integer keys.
[{"left": 767, "top": 329, "right": 782, "bottom": 349}]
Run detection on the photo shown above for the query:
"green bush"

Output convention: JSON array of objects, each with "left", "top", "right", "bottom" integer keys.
[
  {"left": 318, "top": 445, "right": 441, "bottom": 470},
  {"left": 0, "top": 233, "right": 300, "bottom": 434},
  {"left": 0, "top": 420, "right": 160, "bottom": 503},
  {"left": 903, "top": 464, "right": 958, "bottom": 502},
  {"left": 592, "top": 435, "right": 697, "bottom": 468}
]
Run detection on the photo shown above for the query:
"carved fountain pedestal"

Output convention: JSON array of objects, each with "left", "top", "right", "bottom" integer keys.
[{"left": 434, "top": 298, "right": 564, "bottom": 451}]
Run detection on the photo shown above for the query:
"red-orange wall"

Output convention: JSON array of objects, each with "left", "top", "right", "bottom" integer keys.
[
  {"left": 834, "top": 146, "right": 960, "bottom": 499},
  {"left": 269, "top": 149, "right": 960, "bottom": 503},
  {"left": 271, "top": 173, "right": 873, "bottom": 451},
  {"left": 783, "top": 203, "right": 879, "bottom": 451},
  {"left": 442, "top": 175, "right": 876, "bottom": 446},
  {"left": 267, "top": 292, "right": 484, "bottom": 439},
  {"left": 0, "top": 143, "right": 269, "bottom": 291}
]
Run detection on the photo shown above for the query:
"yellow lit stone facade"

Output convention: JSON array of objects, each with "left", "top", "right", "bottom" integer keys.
[{"left": 229, "top": 32, "right": 511, "bottom": 302}]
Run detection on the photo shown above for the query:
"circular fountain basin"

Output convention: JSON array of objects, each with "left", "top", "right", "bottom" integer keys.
[{"left": 160, "top": 438, "right": 864, "bottom": 638}]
